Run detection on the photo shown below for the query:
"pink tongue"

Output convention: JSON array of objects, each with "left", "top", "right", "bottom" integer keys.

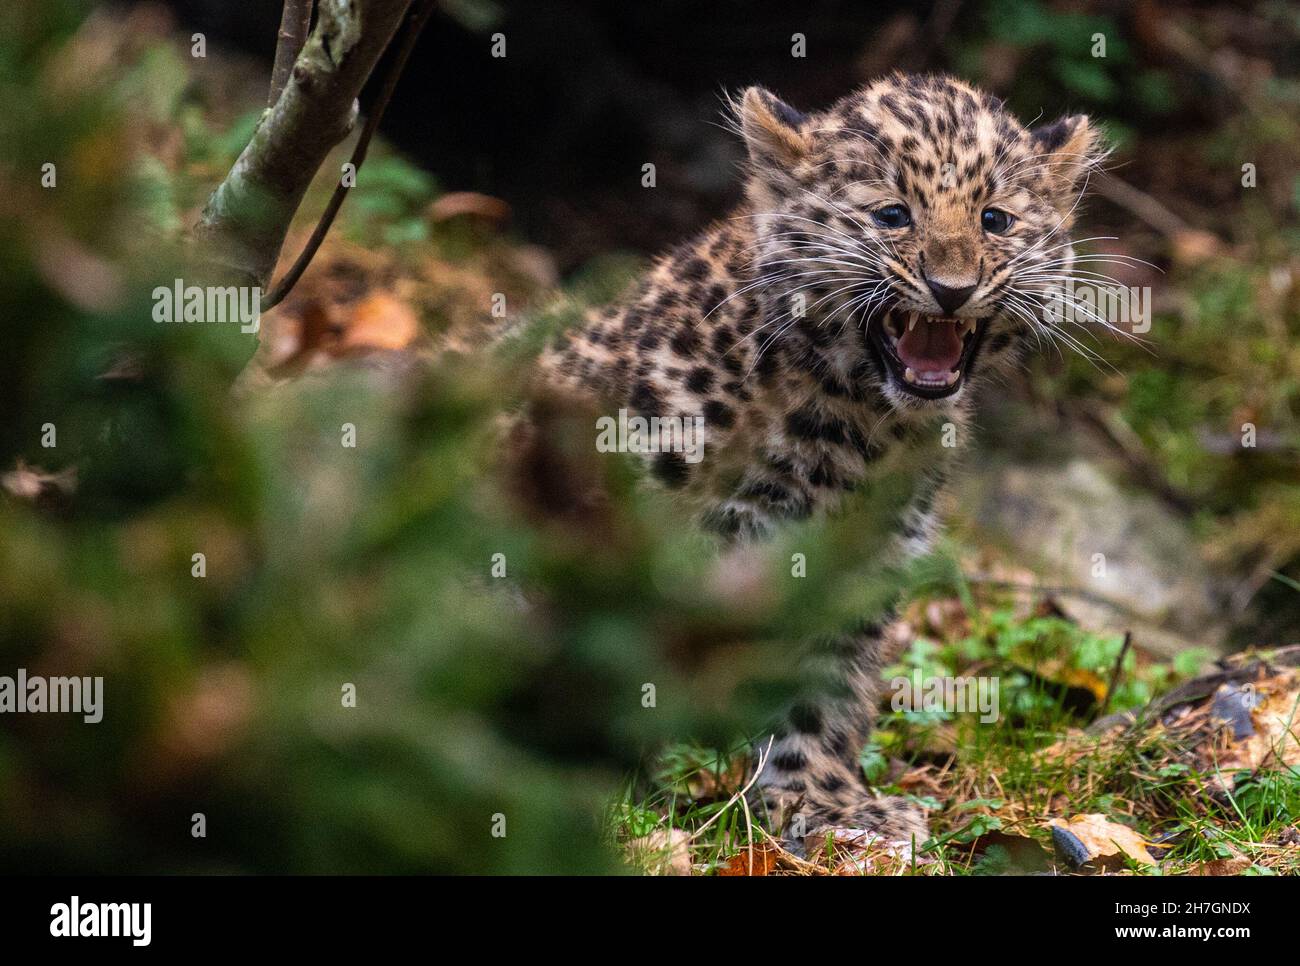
[{"left": 896, "top": 321, "right": 963, "bottom": 371}]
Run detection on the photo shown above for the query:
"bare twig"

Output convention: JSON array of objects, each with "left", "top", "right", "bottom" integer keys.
[
  {"left": 269, "top": 0, "right": 315, "bottom": 108},
  {"left": 688, "top": 736, "right": 773, "bottom": 842},
  {"left": 1094, "top": 173, "right": 1194, "bottom": 239},
  {"left": 1070, "top": 398, "right": 1198, "bottom": 517},
  {"left": 263, "top": 0, "right": 438, "bottom": 310},
  {"left": 963, "top": 577, "right": 1148, "bottom": 618},
  {"left": 1102, "top": 630, "right": 1133, "bottom": 717}
]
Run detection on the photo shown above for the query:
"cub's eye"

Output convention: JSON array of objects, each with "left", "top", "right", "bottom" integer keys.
[
  {"left": 981, "top": 208, "right": 1014, "bottom": 234},
  {"left": 871, "top": 204, "right": 912, "bottom": 229}
]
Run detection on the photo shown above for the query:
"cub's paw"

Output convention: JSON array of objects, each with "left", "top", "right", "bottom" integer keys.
[
  {"left": 774, "top": 794, "right": 929, "bottom": 857},
  {"left": 839, "top": 795, "right": 929, "bottom": 843}
]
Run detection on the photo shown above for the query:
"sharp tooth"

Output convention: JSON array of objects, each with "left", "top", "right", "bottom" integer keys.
[
  {"left": 904, "top": 367, "right": 917, "bottom": 384},
  {"left": 945, "top": 369, "right": 960, "bottom": 385},
  {"left": 908, "top": 312, "right": 918, "bottom": 331},
  {"left": 959, "top": 319, "right": 977, "bottom": 337}
]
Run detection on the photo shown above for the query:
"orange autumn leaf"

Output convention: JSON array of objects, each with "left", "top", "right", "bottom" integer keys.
[
  {"left": 719, "top": 845, "right": 780, "bottom": 876},
  {"left": 338, "top": 292, "right": 421, "bottom": 352}
]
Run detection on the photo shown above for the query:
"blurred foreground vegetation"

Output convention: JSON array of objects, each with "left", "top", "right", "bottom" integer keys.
[{"left": 1, "top": 0, "right": 1297, "bottom": 874}]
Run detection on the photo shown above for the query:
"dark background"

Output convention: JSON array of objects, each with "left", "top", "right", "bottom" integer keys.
[{"left": 151, "top": 0, "right": 1254, "bottom": 269}]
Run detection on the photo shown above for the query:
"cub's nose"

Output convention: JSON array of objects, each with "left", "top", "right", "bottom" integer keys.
[{"left": 924, "top": 277, "right": 977, "bottom": 315}]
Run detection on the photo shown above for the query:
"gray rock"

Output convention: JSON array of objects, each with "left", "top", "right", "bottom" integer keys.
[{"left": 960, "top": 457, "right": 1229, "bottom": 659}]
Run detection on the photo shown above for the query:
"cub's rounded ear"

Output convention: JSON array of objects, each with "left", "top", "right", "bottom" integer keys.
[
  {"left": 1030, "top": 114, "right": 1108, "bottom": 194},
  {"left": 735, "top": 86, "right": 811, "bottom": 169}
]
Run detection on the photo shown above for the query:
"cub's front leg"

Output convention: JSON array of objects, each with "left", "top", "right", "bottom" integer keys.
[
  {"left": 752, "top": 619, "right": 927, "bottom": 845},
  {"left": 747, "top": 476, "right": 947, "bottom": 847}
]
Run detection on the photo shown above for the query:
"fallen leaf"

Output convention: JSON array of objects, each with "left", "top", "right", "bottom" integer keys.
[
  {"left": 1207, "top": 670, "right": 1300, "bottom": 778},
  {"left": 805, "top": 827, "right": 931, "bottom": 875},
  {"left": 1191, "top": 857, "right": 1251, "bottom": 876},
  {"left": 338, "top": 292, "right": 421, "bottom": 352},
  {"left": 626, "top": 828, "right": 692, "bottom": 876},
  {"left": 1037, "top": 729, "right": 1094, "bottom": 763},
  {"left": 923, "top": 597, "right": 971, "bottom": 640},
  {"left": 895, "top": 766, "right": 945, "bottom": 799},
  {"left": 684, "top": 755, "right": 748, "bottom": 801},
  {"left": 1049, "top": 813, "right": 1157, "bottom": 869},
  {"left": 718, "top": 844, "right": 781, "bottom": 876},
  {"left": 429, "top": 191, "right": 511, "bottom": 225}
]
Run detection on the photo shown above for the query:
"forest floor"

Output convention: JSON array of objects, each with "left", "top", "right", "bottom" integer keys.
[{"left": 614, "top": 600, "right": 1300, "bottom": 877}]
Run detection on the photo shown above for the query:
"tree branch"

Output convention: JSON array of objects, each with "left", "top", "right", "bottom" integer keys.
[
  {"left": 193, "top": 0, "right": 414, "bottom": 293},
  {"left": 269, "top": 0, "right": 315, "bottom": 108},
  {"left": 1094, "top": 172, "right": 1192, "bottom": 239},
  {"left": 263, "top": 0, "right": 438, "bottom": 309}
]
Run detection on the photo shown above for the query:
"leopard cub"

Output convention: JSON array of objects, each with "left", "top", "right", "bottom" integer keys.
[{"left": 537, "top": 72, "right": 1106, "bottom": 842}]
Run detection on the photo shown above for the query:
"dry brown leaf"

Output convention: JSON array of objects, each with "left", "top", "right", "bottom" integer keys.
[
  {"left": 923, "top": 597, "right": 972, "bottom": 640},
  {"left": 684, "top": 755, "right": 749, "bottom": 801},
  {"left": 805, "top": 827, "right": 929, "bottom": 875},
  {"left": 338, "top": 292, "right": 421, "bottom": 352},
  {"left": 895, "top": 766, "right": 945, "bottom": 799},
  {"left": 1037, "top": 728, "right": 1098, "bottom": 763},
  {"left": 626, "top": 828, "right": 692, "bottom": 876},
  {"left": 429, "top": 191, "right": 511, "bottom": 225},
  {"left": 1209, "top": 670, "right": 1300, "bottom": 776},
  {"left": 1050, "top": 813, "right": 1157, "bottom": 868},
  {"left": 1191, "top": 857, "right": 1251, "bottom": 876}
]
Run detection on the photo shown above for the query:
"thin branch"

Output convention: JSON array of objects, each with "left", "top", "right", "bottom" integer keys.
[
  {"left": 963, "top": 578, "right": 1151, "bottom": 620},
  {"left": 194, "top": 0, "right": 416, "bottom": 293},
  {"left": 1069, "top": 398, "right": 1197, "bottom": 517},
  {"left": 263, "top": 0, "right": 438, "bottom": 310},
  {"left": 1101, "top": 630, "right": 1133, "bottom": 717},
  {"left": 1094, "top": 172, "right": 1194, "bottom": 239},
  {"left": 688, "top": 736, "right": 774, "bottom": 842},
  {"left": 269, "top": 0, "right": 315, "bottom": 108}
]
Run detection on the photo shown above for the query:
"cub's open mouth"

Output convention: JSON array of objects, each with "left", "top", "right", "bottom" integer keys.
[{"left": 868, "top": 308, "right": 985, "bottom": 399}]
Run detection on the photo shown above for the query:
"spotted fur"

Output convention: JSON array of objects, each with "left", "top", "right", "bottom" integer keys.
[{"left": 536, "top": 72, "right": 1106, "bottom": 843}]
